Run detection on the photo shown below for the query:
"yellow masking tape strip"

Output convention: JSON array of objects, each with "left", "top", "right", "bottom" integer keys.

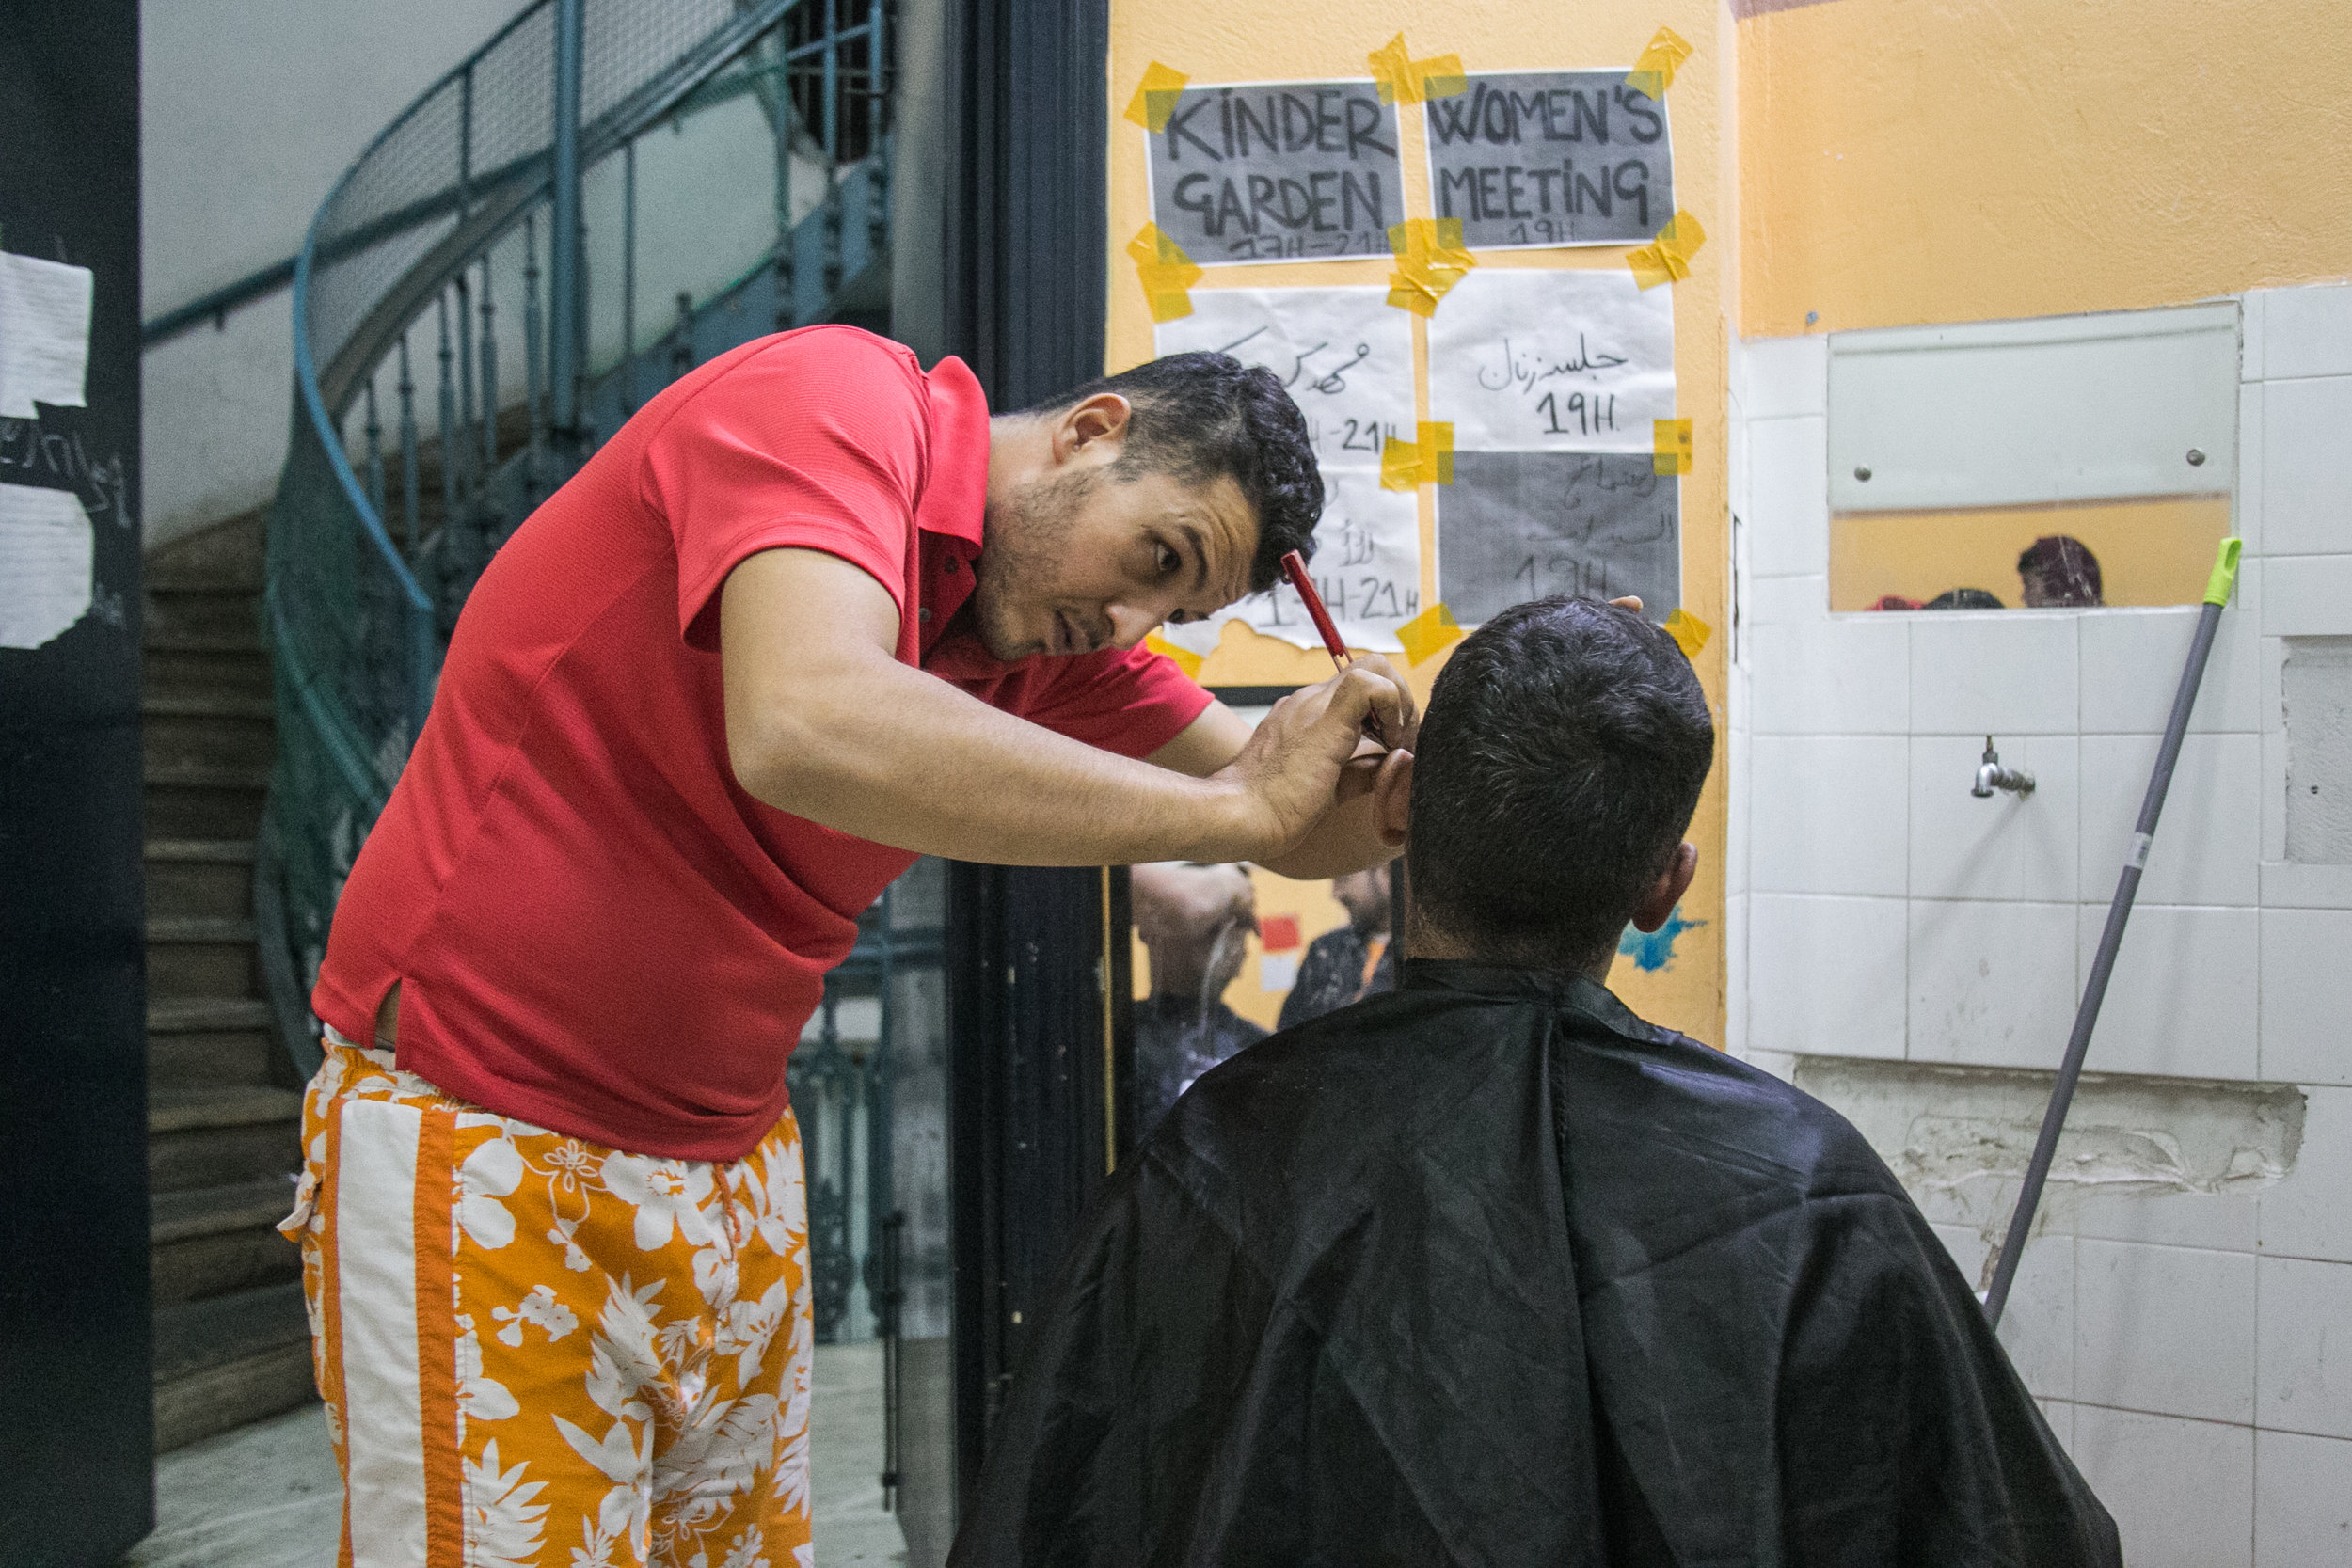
[
  {"left": 1625, "top": 26, "right": 1693, "bottom": 101},
  {"left": 1123, "top": 62, "right": 1191, "bottom": 133},
  {"left": 1127, "top": 224, "right": 1203, "bottom": 323},
  {"left": 1627, "top": 209, "right": 1706, "bottom": 290},
  {"left": 1385, "top": 218, "right": 1476, "bottom": 316},
  {"left": 1396, "top": 601, "right": 1465, "bottom": 665},
  {"left": 1143, "top": 631, "right": 1204, "bottom": 679},
  {"left": 1380, "top": 422, "right": 1455, "bottom": 491},
  {"left": 1652, "top": 417, "right": 1693, "bottom": 475},
  {"left": 1662, "top": 607, "right": 1711, "bottom": 658},
  {"left": 1368, "top": 34, "right": 1469, "bottom": 106}
]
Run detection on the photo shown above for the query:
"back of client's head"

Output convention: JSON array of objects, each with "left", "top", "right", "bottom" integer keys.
[{"left": 1407, "top": 596, "right": 1716, "bottom": 971}]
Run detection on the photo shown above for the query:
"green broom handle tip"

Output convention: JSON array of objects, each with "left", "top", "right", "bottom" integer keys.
[{"left": 2204, "top": 536, "right": 2244, "bottom": 607}]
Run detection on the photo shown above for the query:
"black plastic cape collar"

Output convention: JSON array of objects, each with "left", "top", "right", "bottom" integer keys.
[{"left": 950, "top": 960, "right": 2121, "bottom": 1568}]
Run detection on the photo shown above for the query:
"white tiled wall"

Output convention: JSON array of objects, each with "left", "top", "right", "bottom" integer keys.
[{"left": 1729, "top": 282, "right": 2352, "bottom": 1566}]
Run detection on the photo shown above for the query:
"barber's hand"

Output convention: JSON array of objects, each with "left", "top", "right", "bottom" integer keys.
[{"left": 1213, "top": 661, "right": 1416, "bottom": 861}]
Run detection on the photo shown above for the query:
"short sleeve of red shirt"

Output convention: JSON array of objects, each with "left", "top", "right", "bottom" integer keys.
[
  {"left": 1011, "top": 643, "right": 1216, "bottom": 758},
  {"left": 641, "top": 329, "right": 930, "bottom": 647}
]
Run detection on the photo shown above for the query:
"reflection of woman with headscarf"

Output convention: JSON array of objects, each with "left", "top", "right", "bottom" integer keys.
[
  {"left": 1130, "top": 862, "right": 1267, "bottom": 1136},
  {"left": 2018, "top": 535, "right": 2104, "bottom": 607}
]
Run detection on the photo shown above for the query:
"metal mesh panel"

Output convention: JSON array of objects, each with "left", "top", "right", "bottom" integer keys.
[
  {"left": 263, "top": 0, "right": 891, "bottom": 1046},
  {"left": 264, "top": 410, "right": 421, "bottom": 1001}
]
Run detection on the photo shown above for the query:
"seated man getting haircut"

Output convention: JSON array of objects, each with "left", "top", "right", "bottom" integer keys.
[{"left": 951, "top": 597, "right": 2120, "bottom": 1568}]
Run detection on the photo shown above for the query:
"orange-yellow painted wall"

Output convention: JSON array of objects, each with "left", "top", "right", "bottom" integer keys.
[
  {"left": 1740, "top": 0, "right": 2352, "bottom": 337},
  {"left": 1106, "top": 0, "right": 1737, "bottom": 1039}
]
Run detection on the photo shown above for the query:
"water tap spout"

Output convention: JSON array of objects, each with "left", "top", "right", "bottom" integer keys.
[{"left": 1973, "top": 736, "right": 2036, "bottom": 799}]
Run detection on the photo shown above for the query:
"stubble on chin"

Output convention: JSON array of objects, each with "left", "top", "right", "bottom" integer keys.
[{"left": 974, "top": 468, "right": 1092, "bottom": 661}]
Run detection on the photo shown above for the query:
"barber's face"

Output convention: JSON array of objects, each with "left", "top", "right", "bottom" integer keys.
[{"left": 972, "top": 402, "right": 1261, "bottom": 662}]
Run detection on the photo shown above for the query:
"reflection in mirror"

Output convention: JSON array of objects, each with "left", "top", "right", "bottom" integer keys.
[
  {"left": 1835, "top": 499, "right": 2230, "bottom": 612},
  {"left": 1129, "top": 859, "right": 1399, "bottom": 1139}
]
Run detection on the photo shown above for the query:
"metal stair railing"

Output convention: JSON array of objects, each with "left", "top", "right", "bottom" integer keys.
[{"left": 259, "top": 0, "right": 894, "bottom": 1078}]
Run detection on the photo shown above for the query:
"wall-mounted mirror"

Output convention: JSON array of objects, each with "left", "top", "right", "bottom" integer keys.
[{"left": 1826, "top": 304, "right": 2237, "bottom": 611}]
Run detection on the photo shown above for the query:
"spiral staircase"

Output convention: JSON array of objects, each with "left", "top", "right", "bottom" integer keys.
[{"left": 147, "top": 0, "right": 898, "bottom": 1449}]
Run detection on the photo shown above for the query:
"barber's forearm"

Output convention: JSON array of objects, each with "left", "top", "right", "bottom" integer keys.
[{"left": 732, "top": 657, "right": 1255, "bottom": 866}]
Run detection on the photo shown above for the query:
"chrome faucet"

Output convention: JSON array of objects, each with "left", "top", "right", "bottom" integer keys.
[{"left": 1973, "top": 736, "right": 2036, "bottom": 799}]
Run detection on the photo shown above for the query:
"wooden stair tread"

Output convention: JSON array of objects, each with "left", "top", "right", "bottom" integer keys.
[
  {"left": 143, "top": 760, "right": 271, "bottom": 790},
  {"left": 149, "top": 996, "right": 272, "bottom": 1032},
  {"left": 143, "top": 632, "right": 266, "bottom": 654},
  {"left": 143, "top": 691, "right": 275, "bottom": 720},
  {"left": 146, "top": 915, "right": 257, "bottom": 943},
  {"left": 146, "top": 577, "right": 261, "bottom": 595},
  {"left": 144, "top": 837, "right": 258, "bottom": 863},
  {"left": 149, "top": 1083, "right": 303, "bottom": 1134},
  {"left": 151, "top": 1175, "right": 300, "bottom": 1244},
  {"left": 152, "top": 1281, "right": 310, "bottom": 1385}
]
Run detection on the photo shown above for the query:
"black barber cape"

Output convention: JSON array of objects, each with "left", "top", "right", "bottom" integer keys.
[{"left": 950, "top": 961, "right": 2120, "bottom": 1568}]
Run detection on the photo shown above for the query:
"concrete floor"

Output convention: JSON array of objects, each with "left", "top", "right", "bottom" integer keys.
[{"left": 125, "top": 1342, "right": 910, "bottom": 1566}]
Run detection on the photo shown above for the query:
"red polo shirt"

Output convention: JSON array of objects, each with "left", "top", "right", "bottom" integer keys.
[{"left": 314, "top": 326, "right": 1214, "bottom": 1160}]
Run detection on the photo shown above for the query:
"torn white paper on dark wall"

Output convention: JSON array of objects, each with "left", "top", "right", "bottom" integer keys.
[
  {"left": 0, "top": 251, "right": 93, "bottom": 420},
  {"left": 0, "top": 483, "right": 95, "bottom": 647}
]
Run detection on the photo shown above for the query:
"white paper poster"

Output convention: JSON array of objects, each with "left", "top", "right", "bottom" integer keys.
[
  {"left": 0, "top": 484, "right": 94, "bottom": 648},
  {"left": 0, "top": 251, "right": 94, "bottom": 419},
  {"left": 1158, "top": 468, "right": 1421, "bottom": 656},
  {"left": 1153, "top": 287, "right": 1413, "bottom": 472},
  {"left": 1426, "top": 267, "right": 1673, "bottom": 453}
]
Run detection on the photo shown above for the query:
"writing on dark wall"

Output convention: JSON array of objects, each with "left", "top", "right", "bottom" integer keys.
[
  {"left": 1147, "top": 81, "right": 1402, "bottom": 263},
  {"left": 1424, "top": 71, "right": 1672, "bottom": 250},
  {"left": 1438, "top": 451, "right": 1679, "bottom": 623},
  {"left": 1, "top": 410, "right": 133, "bottom": 524}
]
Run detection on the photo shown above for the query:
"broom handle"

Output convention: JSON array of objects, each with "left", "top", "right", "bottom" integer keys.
[{"left": 1983, "top": 538, "right": 2242, "bottom": 1329}]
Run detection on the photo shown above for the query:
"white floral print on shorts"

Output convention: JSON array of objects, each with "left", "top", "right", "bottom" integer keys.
[{"left": 283, "top": 1039, "right": 815, "bottom": 1568}]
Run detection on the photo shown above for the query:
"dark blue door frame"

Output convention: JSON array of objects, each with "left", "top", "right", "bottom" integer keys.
[{"left": 937, "top": 0, "right": 1122, "bottom": 1503}]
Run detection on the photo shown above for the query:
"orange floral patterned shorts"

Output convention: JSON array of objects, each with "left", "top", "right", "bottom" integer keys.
[{"left": 280, "top": 1037, "right": 813, "bottom": 1568}]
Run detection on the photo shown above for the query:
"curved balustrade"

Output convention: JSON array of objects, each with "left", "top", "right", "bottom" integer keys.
[{"left": 260, "top": 0, "right": 894, "bottom": 1069}]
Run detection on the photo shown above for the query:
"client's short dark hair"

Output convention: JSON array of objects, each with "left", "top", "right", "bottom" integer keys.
[
  {"left": 1026, "top": 354, "right": 1323, "bottom": 593},
  {"left": 1407, "top": 597, "right": 1715, "bottom": 967},
  {"left": 2017, "top": 534, "right": 2104, "bottom": 606}
]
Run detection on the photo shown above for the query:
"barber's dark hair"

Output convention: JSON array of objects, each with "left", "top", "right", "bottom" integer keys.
[
  {"left": 1407, "top": 597, "right": 1715, "bottom": 968},
  {"left": 1026, "top": 353, "right": 1323, "bottom": 592}
]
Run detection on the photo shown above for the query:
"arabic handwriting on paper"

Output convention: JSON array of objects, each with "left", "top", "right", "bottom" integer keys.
[
  {"left": 1158, "top": 470, "right": 1421, "bottom": 656},
  {"left": 1153, "top": 288, "right": 1413, "bottom": 472},
  {"left": 1424, "top": 71, "right": 1673, "bottom": 250},
  {"left": 1438, "top": 451, "right": 1678, "bottom": 625},
  {"left": 1145, "top": 81, "right": 1403, "bottom": 265},
  {"left": 1427, "top": 268, "right": 1675, "bottom": 455},
  {"left": 0, "top": 250, "right": 94, "bottom": 419},
  {"left": 0, "top": 416, "right": 133, "bottom": 526},
  {"left": 0, "top": 483, "right": 95, "bottom": 648}
]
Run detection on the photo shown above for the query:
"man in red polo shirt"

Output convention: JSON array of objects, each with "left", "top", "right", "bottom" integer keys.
[{"left": 280, "top": 326, "right": 1411, "bottom": 1565}]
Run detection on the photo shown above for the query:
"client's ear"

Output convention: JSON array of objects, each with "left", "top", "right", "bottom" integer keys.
[
  {"left": 1629, "top": 842, "right": 1698, "bottom": 932},
  {"left": 1371, "top": 747, "right": 1413, "bottom": 847}
]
